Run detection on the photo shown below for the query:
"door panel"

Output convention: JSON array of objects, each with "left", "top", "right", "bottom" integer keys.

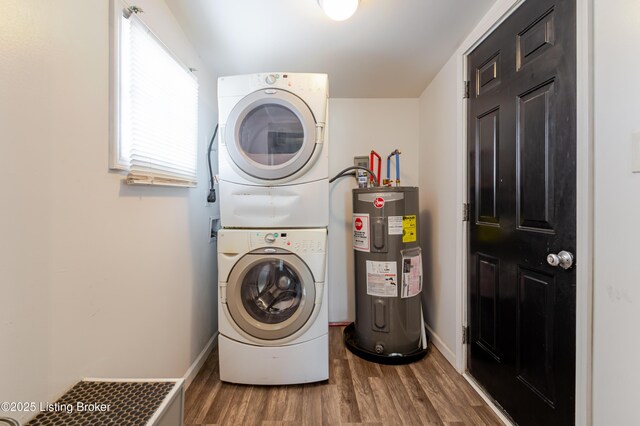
[
  {"left": 477, "top": 53, "right": 502, "bottom": 96},
  {"left": 476, "top": 108, "right": 500, "bottom": 224},
  {"left": 517, "top": 81, "right": 556, "bottom": 231},
  {"left": 516, "top": 8, "right": 556, "bottom": 70},
  {"left": 477, "top": 254, "right": 500, "bottom": 357},
  {"left": 467, "top": 0, "right": 576, "bottom": 424},
  {"left": 517, "top": 267, "right": 556, "bottom": 405}
]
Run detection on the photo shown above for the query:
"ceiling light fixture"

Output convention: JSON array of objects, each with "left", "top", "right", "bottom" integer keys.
[{"left": 318, "top": 0, "right": 359, "bottom": 21}]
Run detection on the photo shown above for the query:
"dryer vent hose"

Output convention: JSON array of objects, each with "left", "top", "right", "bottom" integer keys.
[{"left": 330, "top": 166, "right": 378, "bottom": 186}]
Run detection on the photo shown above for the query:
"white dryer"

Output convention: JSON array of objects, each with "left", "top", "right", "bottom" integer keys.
[
  {"left": 217, "top": 228, "right": 328, "bottom": 385},
  {"left": 218, "top": 73, "right": 329, "bottom": 228}
]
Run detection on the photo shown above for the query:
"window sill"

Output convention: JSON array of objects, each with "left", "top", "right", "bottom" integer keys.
[{"left": 125, "top": 174, "right": 196, "bottom": 188}]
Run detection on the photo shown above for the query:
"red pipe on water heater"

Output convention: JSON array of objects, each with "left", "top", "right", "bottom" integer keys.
[{"left": 369, "top": 150, "right": 382, "bottom": 186}]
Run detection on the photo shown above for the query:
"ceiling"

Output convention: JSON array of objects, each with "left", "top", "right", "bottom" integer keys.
[{"left": 165, "top": 0, "right": 497, "bottom": 98}]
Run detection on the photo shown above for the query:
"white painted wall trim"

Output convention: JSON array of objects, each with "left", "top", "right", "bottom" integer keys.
[
  {"left": 452, "top": 0, "right": 593, "bottom": 423},
  {"left": 575, "top": 0, "right": 594, "bottom": 424},
  {"left": 183, "top": 332, "right": 218, "bottom": 389},
  {"left": 425, "top": 324, "right": 456, "bottom": 367}
]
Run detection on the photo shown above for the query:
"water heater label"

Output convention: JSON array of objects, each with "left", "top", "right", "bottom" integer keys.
[
  {"left": 353, "top": 213, "right": 370, "bottom": 252},
  {"left": 366, "top": 261, "right": 398, "bottom": 297},
  {"left": 402, "top": 215, "right": 417, "bottom": 243},
  {"left": 401, "top": 248, "right": 423, "bottom": 298},
  {"left": 388, "top": 216, "right": 403, "bottom": 235}
]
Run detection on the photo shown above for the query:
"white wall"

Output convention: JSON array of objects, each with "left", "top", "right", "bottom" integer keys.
[
  {"left": 592, "top": 0, "right": 640, "bottom": 423},
  {"left": 328, "top": 99, "right": 420, "bottom": 321},
  {"left": 0, "top": 1, "right": 218, "bottom": 423},
  {"left": 417, "top": 56, "right": 459, "bottom": 363}
]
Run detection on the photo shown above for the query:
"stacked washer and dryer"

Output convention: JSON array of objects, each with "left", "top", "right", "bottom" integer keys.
[{"left": 216, "top": 73, "right": 330, "bottom": 385}]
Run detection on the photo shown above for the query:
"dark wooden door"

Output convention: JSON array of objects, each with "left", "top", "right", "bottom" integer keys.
[{"left": 467, "top": 0, "right": 576, "bottom": 424}]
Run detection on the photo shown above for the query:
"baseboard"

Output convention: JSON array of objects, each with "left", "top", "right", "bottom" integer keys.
[
  {"left": 183, "top": 332, "right": 218, "bottom": 389},
  {"left": 463, "top": 373, "right": 514, "bottom": 426},
  {"left": 424, "top": 324, "right": 457, "bottom": 367}
]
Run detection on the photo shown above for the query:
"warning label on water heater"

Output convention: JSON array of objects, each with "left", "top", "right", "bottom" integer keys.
[
  {"left": 402, "top": 215, "right": 417, "bottom": 243},
  {"left": 388, "top": 216, "right": 403, "bottom": 235},
  {"left": 353, "top": 213, "right": 370, "bottom": 252},
  {"left": 401, "top": 248, "right": 423, "bottom": 298},
  {"left": 366, "top": 261, "right": 398, "bottom": 297}
]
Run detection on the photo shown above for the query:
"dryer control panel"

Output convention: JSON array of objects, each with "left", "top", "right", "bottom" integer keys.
[{"left": 249, "top": 231, "right": 325, "bottom": 253}]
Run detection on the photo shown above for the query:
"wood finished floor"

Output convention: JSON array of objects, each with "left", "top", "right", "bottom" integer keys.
[{"left": 184, "top": 326, "right": 503, "bottom": 425}]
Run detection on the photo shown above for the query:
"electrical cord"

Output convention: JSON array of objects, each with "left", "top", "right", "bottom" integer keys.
[
  {"left": 207, "top": 124, "right": 219, "bottom": 203},
  {"left": 329, "top": 165, "right": 378, "bottom": 185}
]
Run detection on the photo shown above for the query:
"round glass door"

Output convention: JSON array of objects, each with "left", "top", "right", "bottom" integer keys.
[
  {"left": 225, "top": 89, "right": 318, "bottom": 181},
  {"left": 227, "top": 252, "right": 316, "bottom": 340},
  {"left": 242, "top": 259, "right": 302, "bottom": 324},
  {"left": 239, "top": 104, "right": 304, "bottom": 167}
]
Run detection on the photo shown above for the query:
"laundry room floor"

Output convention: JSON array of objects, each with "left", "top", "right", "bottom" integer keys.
[{"left": 183, "top": 326, "right": 503, "bottom": 425}]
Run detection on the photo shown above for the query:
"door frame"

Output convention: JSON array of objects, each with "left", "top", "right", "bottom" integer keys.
[{"left": 454, "top": 0, "right": 593, "bottom": 423}]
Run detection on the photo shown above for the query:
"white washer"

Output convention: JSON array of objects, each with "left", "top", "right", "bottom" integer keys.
[
  {"left": 217, "top": 228, "right": 328, "bottom": 385},
  {"left": 218, "top": 73, "right": 329, "bottom": 228}
]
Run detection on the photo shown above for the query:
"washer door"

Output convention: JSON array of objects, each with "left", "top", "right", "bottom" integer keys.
[
  {"left": 225, "top": 89, "right": 318, "bottom": 180},
  {"left": 226, "top": 252, "right": 316, "bottom": 340}
]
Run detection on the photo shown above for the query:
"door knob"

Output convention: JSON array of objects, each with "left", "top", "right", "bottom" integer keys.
[{"left": 547, "top": 251, "right": 574, "bottom": 270}]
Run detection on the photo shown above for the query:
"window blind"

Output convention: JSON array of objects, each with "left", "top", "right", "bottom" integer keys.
[{"left": 120, "top": 14, "right": 199, "bottom": 186}]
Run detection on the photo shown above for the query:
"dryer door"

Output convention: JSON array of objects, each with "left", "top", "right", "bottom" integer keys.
[
  {"left": 225, "top": 89, "right": 319, "bottom": 181},
  {"left": 226, "top": 251, "right": 316, "bottom": 340}
]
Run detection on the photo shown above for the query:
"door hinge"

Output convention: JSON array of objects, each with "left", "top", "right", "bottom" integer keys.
[
  {"left": 463, "top": 203, "right": 470, "bottom": 222},
  {"left": 463, "top": 326, "right": 469, "bottom": 344},
  {"left": 463, "top": 81, "right": 470, "bottom": 99}
]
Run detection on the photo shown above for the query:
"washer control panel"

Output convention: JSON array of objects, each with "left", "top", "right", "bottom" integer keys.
[{"left": 249, "top": 231, "right": 325, "bottom": 253}]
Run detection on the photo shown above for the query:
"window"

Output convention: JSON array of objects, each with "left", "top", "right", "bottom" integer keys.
[{"left": 111, "top": 2, "right": 199, "bottom": 186}]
